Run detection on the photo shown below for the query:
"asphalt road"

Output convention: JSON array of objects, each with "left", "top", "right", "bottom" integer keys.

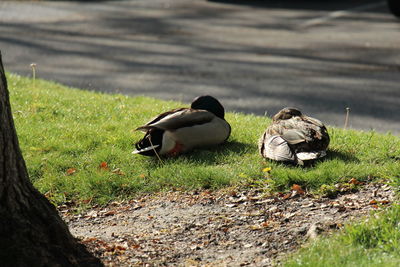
[{"left": 1, "top": 0, "right": 399, "bottom": 134}]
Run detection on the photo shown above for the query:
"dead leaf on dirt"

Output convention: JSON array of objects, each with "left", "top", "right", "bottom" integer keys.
[
  {"left": 291, "top": 184, "right": 305, "bottom": 195},
  {"left": 229, "top": 190, "right": 238, "bottom": 197},
  {"left": 369, "top": 199, "right": 378, "bottom": 205},
  {"left": 349, "top": 178, "right": 363, "bottom": 185},
  {"left": 82, "top": 237, "right": 98, "bottom": 243},
  {"left": 104, "top": 210, "right": 117, "bottom": 216},
  {"left": 115, "top": 245, "right": 127, "bottom": 251},
  {"left": 337, "top": 205, "right": 346, "bottom": 212},
  {"left": 85, "top": 210, "right": 98, "bottom": 218},
  {"left": 81, "top": 198, "right": 93, "bottom": 205},
  {"left": 262, "top": 221, "right": 270, "bottom": 227},
  {"left": 250, "top": 222, "right": 270, "bottom": 230},
  {"left": 130, "top": 244, "right": 141, "bottom": 249}
]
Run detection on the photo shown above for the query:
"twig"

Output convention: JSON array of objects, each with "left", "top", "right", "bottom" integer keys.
[
  {"left": 30, "top": 63, "right": 37, "bottom": 86},
  {"left": 148, "top": 136, "right": 163, "bottom": 164},
  {"left": 344, "top": 107, "right": 350, "bottom": 129}
]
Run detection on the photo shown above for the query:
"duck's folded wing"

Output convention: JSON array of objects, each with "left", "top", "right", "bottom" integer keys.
[
  {"left": 136, "top": 109, "right": 215, "bottom": 132},
  {"left": 262, "top": 135, "right": 296, "bottom": 162},
  {"left": 302, "top": 115, "right": 325, "bottom": 127},
  {"left": 281, "top": 129, "right": 308, "bottom": 144}
]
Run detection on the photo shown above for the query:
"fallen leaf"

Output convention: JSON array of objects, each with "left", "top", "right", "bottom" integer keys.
[
  {"left": 201, "top": 190, "right": 212, "bottom": 196},
  {"left": 81, "top": 198, "right": 93, "bottom": 204},
  {"left": 82, "top": 237, "right": 98, "bottom": 243},
  {"left": 229, "top": 190, "right": 238, "bottom": 197},
  {"left": 349, "top": 178, "right": 363, "bottom": 185},
  {"left": 380, "top": 200, "right": 391, "bottom": 205},
  {"left": 369, "top": 199, "right": 378, "bottom": 205},
  {"left": 131, "top": 244, "right": 140, "bottom": 249},
  {"left": 292, "top": 184, "right": 305, "bottom": 195},
  {"left": 99, "top": 161, "right": 109, "bottom": 170},
  {"left": 221, "top": 227, "right": 230, "bottom": 233},
  {"left": 104, "top": 210, "right": 117, "bottom": 216},
  {"left": 262, "top": 167, "right": 272, "bottom": 173},
  {"left": 66, "top": 168, "right": 77, "bottom": 175},
  {"left": 337, "top": 205, "right": 346, "bottom": 212},
  {"left": 86, "top": 210, "right": 98, "bottom": 218}
]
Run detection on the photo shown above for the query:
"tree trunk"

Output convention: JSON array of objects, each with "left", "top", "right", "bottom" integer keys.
[
  {"left": 0, "top": 52, "right": 102, "bottom": 266},
  {"left": 388, "top": 0, "right": 400, "bottom": 18}
]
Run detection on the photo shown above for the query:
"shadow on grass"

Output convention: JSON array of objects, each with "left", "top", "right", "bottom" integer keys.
[
  {"left": 325, "top": 149, "right": 359, "bottom": 163},
  {"left": 302, "top": 149, "right": 360, "bottom": 168},
  {"left": 140, "top": 140, "right": 255, "bottom": 167},
  {"left": 138, "top": 144, "right": 359, "bottom": 170}
]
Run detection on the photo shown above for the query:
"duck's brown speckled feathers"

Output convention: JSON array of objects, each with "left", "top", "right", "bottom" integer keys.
[{"left": 259, "top": 107, "right": 330, "bottom": 165}]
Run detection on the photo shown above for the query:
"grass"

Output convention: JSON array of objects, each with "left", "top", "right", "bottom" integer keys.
[
  {"left": 284, "top": 204, "right": 400, "bottom": 267},
  {"left": 7, "top": 73, "right": 400, "bottom": 266},
  {"left": 8, "top": 73, "right": 400, "bottom": 206}
]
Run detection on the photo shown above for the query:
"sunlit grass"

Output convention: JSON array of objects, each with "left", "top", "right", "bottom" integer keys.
[
  {"left": 8, "top": 73, "right": 400, "bottom": 206},
  {"left": 284, "top": 205, "right": 400, "bottom": 267}
]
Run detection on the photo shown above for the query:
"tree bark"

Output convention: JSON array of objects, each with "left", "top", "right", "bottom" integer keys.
[
  {"left": 388, "top": 0, "right": 400, "bottom": 18},
  {"left": 0, "top": 52, "right": 102, "bottom": 266}
]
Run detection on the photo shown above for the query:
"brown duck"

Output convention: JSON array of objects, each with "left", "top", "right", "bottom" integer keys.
[{"left": 259, "top": 107, "right": 330, "bottom": 165}]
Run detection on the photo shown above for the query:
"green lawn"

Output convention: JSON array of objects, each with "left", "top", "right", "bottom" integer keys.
[
  {"left": 7, "top": 72, "right": 400, "bottom": 266},
  {"left": 284, "top": 204, "right": 400, "bottom": 267},
  {"left": 8, "top": 73, "right": 400, "bottom": 205}
]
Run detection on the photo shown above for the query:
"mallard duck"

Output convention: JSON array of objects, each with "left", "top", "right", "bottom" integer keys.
[
  {"left": 259, "top": 107, "right": 330, "bottom": 165},
  {"left": 133, "top": 95, "right": 231, "bottom": 156}
]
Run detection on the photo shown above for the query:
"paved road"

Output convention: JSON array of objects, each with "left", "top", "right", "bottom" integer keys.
[{"left": 1, "top": 0, "right": 399, "bottom": 134}]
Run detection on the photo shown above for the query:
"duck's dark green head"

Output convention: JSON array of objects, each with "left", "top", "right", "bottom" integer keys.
[
  {"left": 191, "top": 95, "right": 225, "bottom": 119},
  {"left": 273, "top": 107, "right": 302, "bottom": 121}
]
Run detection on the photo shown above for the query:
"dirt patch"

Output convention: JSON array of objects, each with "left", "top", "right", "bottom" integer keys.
[{"left": 63, "top": 181, "right": 394, "bottom": 266}]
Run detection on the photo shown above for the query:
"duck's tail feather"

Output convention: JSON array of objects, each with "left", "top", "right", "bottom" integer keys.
[
  {"left": 296, "top": 151, "right": 326, "bottom": 161},
  {"left": 133, "top": 129, "right": 164, "bottom": 156},
  {"left": 132, "top": 145, "right": 160, "bottom": 154}
]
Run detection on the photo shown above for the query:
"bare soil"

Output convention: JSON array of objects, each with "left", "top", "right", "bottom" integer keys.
[{"left": 62, "top": 181, "right": 394, "bottom": 266}]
